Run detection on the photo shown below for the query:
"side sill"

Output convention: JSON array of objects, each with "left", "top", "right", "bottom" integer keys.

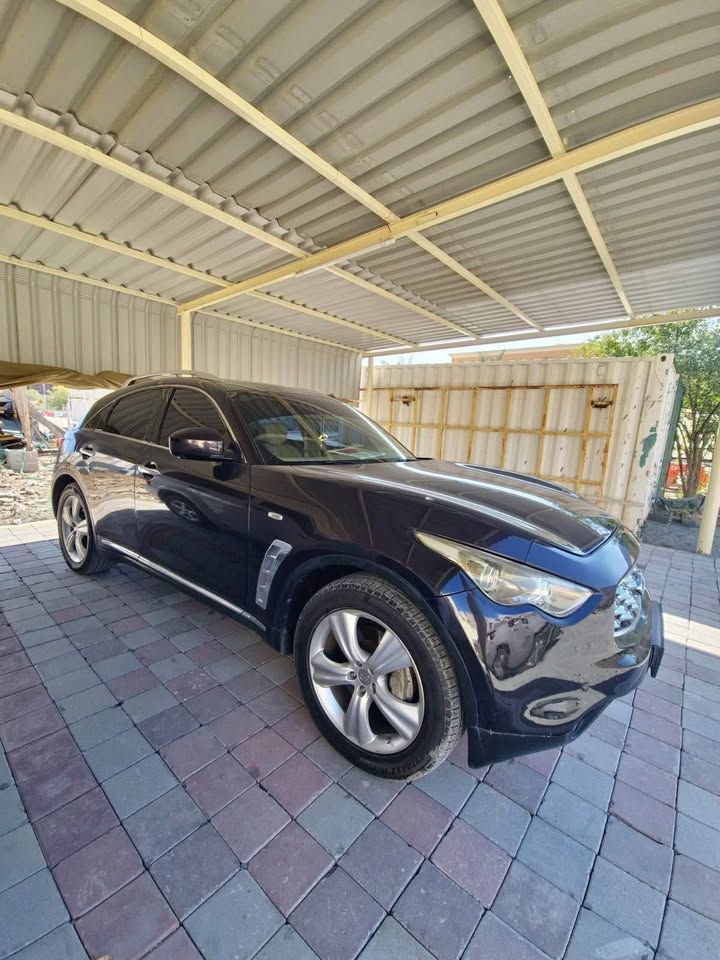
[{"left": 97, "top": 537, "right": 264, "bottom": 630}]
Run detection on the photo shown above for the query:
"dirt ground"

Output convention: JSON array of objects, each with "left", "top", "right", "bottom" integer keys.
[
  {"left": 0, "top": 453, "right": 55, "bottom": 525},
  {"left": 640, "top": 516, "right": 719, "bottom": 556}
]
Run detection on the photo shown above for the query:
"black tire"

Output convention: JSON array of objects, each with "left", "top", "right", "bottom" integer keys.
[
  {"left": 295, "top": 574, "right": 464, "bottom": 780},
  {"left": 56, "top": 483, "right": 112, "bottom": 575}
]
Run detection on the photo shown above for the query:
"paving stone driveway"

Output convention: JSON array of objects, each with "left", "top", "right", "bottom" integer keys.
[{"left": 1, "top": 520, "right": 719, "bottom": 960}]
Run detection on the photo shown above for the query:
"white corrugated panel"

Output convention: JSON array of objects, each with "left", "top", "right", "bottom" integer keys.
[
  {"left": 193, "top": 312, "right": 362, "bottom": 400},
  {"left": 0, "top": 261, "right": 179, "bottom": 376},
  {"left": 0, "top": 0, "right": 716, "bottom": 356},
  {"left": 362, "top": 355, "right": 678, "bottom": 530}
]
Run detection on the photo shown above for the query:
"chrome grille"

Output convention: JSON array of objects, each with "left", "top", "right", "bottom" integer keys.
[{"left": 614, "top": 568, "right": 644, "bottom": 636}]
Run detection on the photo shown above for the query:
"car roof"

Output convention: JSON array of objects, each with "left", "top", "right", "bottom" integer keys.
[{"left": 120, "top": 372, "right": 345, "bottom": 403}]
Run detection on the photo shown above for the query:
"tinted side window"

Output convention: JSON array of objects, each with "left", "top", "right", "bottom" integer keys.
[
  {"left": 158, "top": 388, "right": 226, "bottom": 446},
  {"left": 84, "top": 400, "right": 113, "bottom": 431},
  {"left": 104, "top": 390, "right": 163, "bottom": 441}
]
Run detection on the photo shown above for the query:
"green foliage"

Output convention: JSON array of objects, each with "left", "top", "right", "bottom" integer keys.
[
  {"left": 26, "top": 388, "right": 43, "bottom": 407},
  {"left": 578, "top": 319, "right": 720, "bottom": 496},
  {"left": 46, "top": 386, "right": 69, "bottom": 411}
]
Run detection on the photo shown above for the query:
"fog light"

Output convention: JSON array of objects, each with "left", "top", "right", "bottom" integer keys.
[{"left": 530, "top": 698, "right": 581, "bottom": 721}]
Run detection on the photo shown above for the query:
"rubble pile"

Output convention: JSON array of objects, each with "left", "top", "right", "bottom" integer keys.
[{"left": 0, "top": 455, "right": 54, "bottom": 525}]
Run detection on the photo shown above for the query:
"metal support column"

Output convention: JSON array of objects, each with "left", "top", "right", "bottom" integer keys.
[
  {"left": 696, "top": 419, "right": 720, "bottom": 555},
  {"left": 179, "top": 311, "right": 193, "bottom": 370},
  {"left": 363, "top": 356, "right": 374, "bottom": 414}
]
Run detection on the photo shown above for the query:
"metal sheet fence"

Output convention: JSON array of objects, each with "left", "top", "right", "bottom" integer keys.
[{"left": 362, "top": 356, "right": 678, "bottom": 531}]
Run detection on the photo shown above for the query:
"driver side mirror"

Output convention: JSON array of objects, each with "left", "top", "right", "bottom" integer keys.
[{"left": 169, "top": 427, "right": 233, "bottom": 462}]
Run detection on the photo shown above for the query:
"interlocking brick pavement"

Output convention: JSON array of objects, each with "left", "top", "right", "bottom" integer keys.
[{"left": 1, "top": 521, "right": 719, "bottom": 959}]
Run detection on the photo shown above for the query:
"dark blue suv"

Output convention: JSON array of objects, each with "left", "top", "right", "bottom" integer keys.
[{"left": 53, "top": 372, "right": 663, "bottom": 779}]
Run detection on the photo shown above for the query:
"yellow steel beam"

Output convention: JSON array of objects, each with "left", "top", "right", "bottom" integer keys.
[
  {"left": 1, "top": 99, "right": 462, "bottom": 340},
  {"left": 52, "top": 0, "right": 539, "bottom": 333},
  {"left": 697, "top": 417, "right": 720, "bottom": 554},
  {"left": 324, "top": 265, "right": 480, "bottom": 338},
  {"left": 364, "top": 307, "right": 720, "bottom": 358},
  {"left": 0, "top": 253, "right": 173, "bottom": 303},
  {"left": 405, "top": 98, "right": 720, "bottom": 230},
  {"left": 247, "top": 291, "right": 414, "bottom": 346},
  {"left": 198, "top": 309, "right": 363, "bottom": 353},
  {"left": 0, "top": 206, "right": 407, "bottom": 346},
  {"left": 178, "top": 96, "right": 720, "bottom": 314},
  {"left": 182, "top": 227, "right": 393, "bottom": 312},
  {"left": 54, "top": 0, "right": 394, "bottom": 222},
  {"left": 473, "top": 0, "right": 633, "bottom": 316},
  {"left": 0, "top": 204, "right": 233, "bottom": 287},
  {"left": 0, "top": 108, "right": 300, "bottom": 257},
  {"left": 0, "top": 111, "right": 417, "bottom": 344},
  {"left": 179, "top": 310, "right": 193, "bottom": 368},
  {"left": 407, "top": 233, "right": 541, "bottom": 330}
]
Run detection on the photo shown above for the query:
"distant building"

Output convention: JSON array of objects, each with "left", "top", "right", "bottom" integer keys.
[{"left": 451, "top": 344, "right": 579, "bottom": 363}]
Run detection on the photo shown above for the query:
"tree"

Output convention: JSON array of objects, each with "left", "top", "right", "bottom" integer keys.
[
  {"left": 578, "top": 319, "right": 720, "bottom": 498},
  {"left": 46, "top": 386, "right": 69, "bottom": 411},
  {"left": 26, "top": 388, "right": 43, "bottom": 407}
]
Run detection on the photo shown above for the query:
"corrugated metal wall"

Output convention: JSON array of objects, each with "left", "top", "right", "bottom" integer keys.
[
  {"left": 193, "top": 312, "right": 362, "bottom": 400},
  {"left": 362, "top": 356, "right": 678, "bottom": 531},
  {"left": 1, "top": 262, "right": 179, "bottom": 376},
  {"left": 0, "top": 263, "right": 362, "bottom": 399}
]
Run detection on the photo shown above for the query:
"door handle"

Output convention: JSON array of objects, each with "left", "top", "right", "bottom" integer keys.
[
  {"left": 138, "top": 461, "right": 159, "bottom": 479},
  {"left": 79, "top": 444, "right": 95, "bottom": 459}
]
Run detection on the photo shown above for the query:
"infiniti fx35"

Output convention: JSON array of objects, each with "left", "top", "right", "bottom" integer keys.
[{"left": 53, "top": 372, "right": 663, "bottom": 779}]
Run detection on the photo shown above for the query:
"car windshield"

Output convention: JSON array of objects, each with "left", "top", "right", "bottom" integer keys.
[{"left": 232, "top": 391, "right": 415, "bottom": 464}]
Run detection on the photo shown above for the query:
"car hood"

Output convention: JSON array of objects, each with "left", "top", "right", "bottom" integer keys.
[{"left": 298, "top": 459, "right": 617, "bottom": 556}]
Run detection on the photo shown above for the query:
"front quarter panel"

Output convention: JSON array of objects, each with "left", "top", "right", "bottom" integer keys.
[{"left": 246, "top": 464, "right": 522, "bottom": 618}]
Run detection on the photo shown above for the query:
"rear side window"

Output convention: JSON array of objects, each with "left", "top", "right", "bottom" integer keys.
[
  {"left": 83, "top": 398, "right": 114, "bottom": 431},
  {"left": 104, "top": 390, "right": 163, "bottom": 441},
  {"left": 157, "top": 387, "right": 226, "bottom": 446}
]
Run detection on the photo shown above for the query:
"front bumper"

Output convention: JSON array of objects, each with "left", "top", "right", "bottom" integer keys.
[
  {"left": 648, "top": 600, "right": 664, "bottom": 677},
  {"left": 435, "top": 586, "right": 664, "bottom": 768}
]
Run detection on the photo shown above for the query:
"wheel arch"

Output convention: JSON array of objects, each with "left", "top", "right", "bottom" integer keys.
[
  {"left": 51, "top": 472, "right": 78, "bottom": 514},
  {"left": 269, "top": 550, "right": 478, "bottom": 728}
]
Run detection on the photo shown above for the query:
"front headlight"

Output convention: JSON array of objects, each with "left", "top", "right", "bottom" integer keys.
[{"left": 416, "top": 531, "right": 592, "bottom": 617}]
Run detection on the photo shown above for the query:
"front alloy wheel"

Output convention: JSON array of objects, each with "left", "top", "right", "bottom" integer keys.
[
  {"left": 308, "top": 609, "right": 425, "bottom": 754},
  {"left": 296, "top": 574, "right": 463, "bottom": 779}
]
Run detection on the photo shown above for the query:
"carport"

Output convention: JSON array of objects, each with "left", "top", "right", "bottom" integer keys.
[
  {"left": 1, "top": 0, "right": 718, "bottom": 387},
  {"left": 1, "top": 2, "right": 720, "bottom": 959}
]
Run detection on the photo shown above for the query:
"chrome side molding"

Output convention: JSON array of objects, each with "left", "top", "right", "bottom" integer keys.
[
  {"left": 97, "top": 537, "right": 263, "bottom": 629},
  {"left": 256, "top": 539, "right": 293, "bottom": 609}
]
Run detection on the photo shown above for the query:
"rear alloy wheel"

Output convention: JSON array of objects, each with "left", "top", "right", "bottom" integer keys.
[
  {"left": 57, "top": 484, "right": 111, "bottom": 574},
  {"left": 60, "top": 490, "right": 90, "bottom": 565},
  {"left": 296, "top": 574, "right": 463, "bottom": 779}
]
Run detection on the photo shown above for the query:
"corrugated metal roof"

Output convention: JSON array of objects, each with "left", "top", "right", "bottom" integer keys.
[
  {"left": 420, "top": 182, "right": 626, "bottom": 327},
  {"left": 357, "top": 238, "right": 531, "bottom": 335},
  {"left": 577, "top": 127, "right": 720, "bottom": 314},
  {"left": 510, "top": 0, "right": 719, "bottom": 149},
  {"left": 0, "top": 0, "right": 717, "bottom": 360}
]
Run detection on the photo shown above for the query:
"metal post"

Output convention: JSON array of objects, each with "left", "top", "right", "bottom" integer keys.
[
  {"left": 179, "top": 311, "right": 193, "bottom": 370},
  {"left": 696, "top": 418, "right": 720, "bottom": 555},
  {"left": 11, "top": 387, "right": 33, "bottom": 450},
  {"left": 363, "top": 356, "right": 374, "bottom": 414}
]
